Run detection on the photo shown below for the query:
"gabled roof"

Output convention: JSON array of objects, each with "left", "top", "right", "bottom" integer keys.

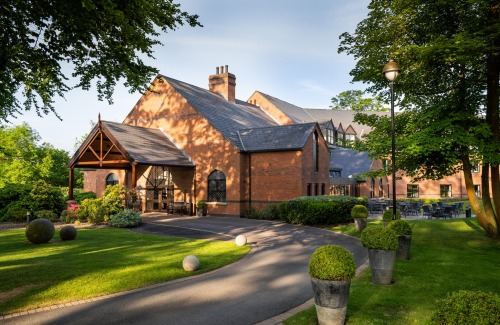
[
  {"left": 68, "top": 120, "right": 194, "bottom": 169},
  {"left": 255, "top": 91, "right": 315, "bottom": 123},
  {"left": 304, "top": 109, "right": 388, "bottom": 136},
  {"left": 238, "top": 122, "right": 318, "bottom": 152},
  {"left": 329, "top": 148, "right": 372, "bottom": 177},
  {"left": 162, "top": 76, "right": 278, "bottom": 151}
]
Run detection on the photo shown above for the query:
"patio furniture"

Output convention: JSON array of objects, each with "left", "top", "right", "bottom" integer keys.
[
  {"left": 406, "top": 202, "right": 420, "bottom": 216},
  {"left": 422, "top": 205, "right": 433, "bottom": 219}
]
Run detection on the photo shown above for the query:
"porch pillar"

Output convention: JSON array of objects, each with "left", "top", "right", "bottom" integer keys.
[
  {"left": 68, "top": 167, "right": 74, "bottom": 200},
  {"left": 131, "top": 164, "right": 137, "bottom": 187}
]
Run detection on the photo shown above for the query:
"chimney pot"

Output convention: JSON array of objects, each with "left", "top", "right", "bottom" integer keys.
[
  {"left": 220, "top": 65, "right": 224, "bottom": 74},
  {"left": 216, "top": 67, "right": 219, "bottom": 74},
  {"left": 225, "top": 65, "right": 229, "bottom": 73}
]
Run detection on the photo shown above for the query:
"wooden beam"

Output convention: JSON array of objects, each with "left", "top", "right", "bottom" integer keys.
[
  {"left": 68, "top": 167, "right": 74, "bottom": 200},
  {"left": 132, "top": 164, "right": 137, "bottom": 187}
]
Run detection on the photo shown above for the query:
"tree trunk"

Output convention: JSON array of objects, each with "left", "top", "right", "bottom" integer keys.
[{"left": 462, "top": 158, "right": 498, "bottom": 237}]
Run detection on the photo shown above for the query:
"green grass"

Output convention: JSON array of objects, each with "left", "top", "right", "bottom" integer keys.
[
  {"left": 0, "top": 227, "right": 250, "bottom": 314},
  {"left": 285, "top": 218, "right": 500, "bottom": 325}
]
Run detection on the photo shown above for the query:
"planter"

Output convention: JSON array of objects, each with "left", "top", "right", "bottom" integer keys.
[
  {"left": 310, "top": 277, "right": 350, "bottom": 325},
  {"left": 396, "top": 235, "right": 411, "bottom": 260},
  {"left": 368, "top": 249, "right": 396, "bottom": 285},
  {"left": 354, "top": 218, "right": 367, "bottom": 232},
  {"left": 197, "top": 207, "right": 204, "bottom": 217}
]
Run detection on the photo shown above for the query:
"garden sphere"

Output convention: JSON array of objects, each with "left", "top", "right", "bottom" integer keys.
[
  {"left": 235, "top": 234, "right": 247, "bottom": 246},
  {"left": 25, "top": 218, "right": 55, "bottom": 244},
  {"left": 183, "top": 255, "right": 200, "bottom": 272}
]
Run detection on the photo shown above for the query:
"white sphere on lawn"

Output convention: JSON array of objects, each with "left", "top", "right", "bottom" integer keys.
[
  {"left": 235, "top": 234, "right": 247, "bottom": 246},
  {"left": 183, "top": 255, "right": 200, "bottom": 271}
]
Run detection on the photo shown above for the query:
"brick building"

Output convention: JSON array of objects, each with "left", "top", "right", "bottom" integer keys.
[{"left": 68, "top": 65, "right": 482, "bottom": 216}]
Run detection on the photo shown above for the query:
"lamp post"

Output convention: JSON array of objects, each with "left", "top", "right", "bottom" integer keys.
[{"left": 383, "top": 59, "right": 401, "bottom": 220}]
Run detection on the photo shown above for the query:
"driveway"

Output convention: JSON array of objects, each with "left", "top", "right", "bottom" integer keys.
[{"left": 2, "top": 214, "right": 367, "bottom": 325}]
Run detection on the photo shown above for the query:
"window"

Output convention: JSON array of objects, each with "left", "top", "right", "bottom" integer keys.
[
  {"left": 307, "top": 183, "right": 312, "bottom": 196},
  {"left": 106, "top": 173, "right": 119, "bottom": 186},
  {"left": 378, "top": 179, "right": 384, "bottom": 197},
  {"left": 345, "top": 134, "right": 356, "bottom": 141},
  {"left": 321, "top": 183, "right": 325, "bottom": 195},
  {"left": 314, "top": 183, "right": 319, "bottom": 196},
  {"left": 407, "top": 184, "right": 419, "bottom": 198},
  {"left": 440, "top": 184, "right": 452, "bottom": 198},
  {"left": 471, "top": 164, "right": 480, "bottom": 173},
  {"left": 325, "top": 128, "right": 335, "bottom": 146},
  {"left": 474, "top": 185, "right": 481, "bottom": 197},
  {"left": 208, "top": 170, "right": 226, "bottom": 202},
  {"left": 313, "top": 131, "right": 319, "bottom": 172},
  {"left": 370, "top": 178, "right": 375, "bottom": 198},
  {"left": 330, "top": 170, "right": 341, "bottom": 178}
]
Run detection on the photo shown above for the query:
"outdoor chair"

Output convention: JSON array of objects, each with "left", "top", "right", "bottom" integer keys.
[
  {"left": 432, "top": 206, "right": 453, "bottom": 219},
  {"left": 422, "top": 205, "right": 433, "bottom": 219},
  {"left": 406, "top": 202, "right": 420, "bottom": 216}
]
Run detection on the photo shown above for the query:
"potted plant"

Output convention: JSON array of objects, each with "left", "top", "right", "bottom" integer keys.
[
  {"left": 196, "top": 200, "right": 206, "bottom": 217},
  {"left": 360, "top": 226, "right": 399, "bottom": 285},
  {"left": 387, "top": 219, "right": 412, "bottom": 260},
  {"left": 351, "top": 204, "right": 369, "bottom": 232},
  {"left": 308, "top": 245, "right": 356, "bottom": 325},
  {"left": 382, "top": 208, "right": 401, "bottom": 226}
]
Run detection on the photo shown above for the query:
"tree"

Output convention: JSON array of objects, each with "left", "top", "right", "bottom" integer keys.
[
  {"left": 339, "top": 0, "right": 500, "bottom": 236},
  {"left": 0, "top": 123, "right": 81, "bottom": 187},
  {"left": 330, "top": 90, "right": 387, "bottom": 111},
  {"left": 0, "top": 1, "right": 200, "bottom": 121}
]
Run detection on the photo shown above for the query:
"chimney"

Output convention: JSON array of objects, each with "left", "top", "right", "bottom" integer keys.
[{"left": 208, "top": 65, "right": 236, "bottom": 103}]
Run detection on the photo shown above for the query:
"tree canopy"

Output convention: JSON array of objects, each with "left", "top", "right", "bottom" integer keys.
[
  {"left": 0, "top": 0, "right": 200, "bottom": 122},
  {"left": 0, "top": 123, "right": 82, "bottom": 187},
  {"left": 339, "top": 0, "right": 500, "bottom": 236},
  {"left": 330, "top": 90, "right": 387, "bottom": 111}
]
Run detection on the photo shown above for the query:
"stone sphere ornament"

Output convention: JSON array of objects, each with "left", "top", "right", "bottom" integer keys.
[
  {"left": 25, "top": 218, "right": 55, "bottom": 244},
  {"left": 235, "top": 234, "right": 247, "bottom": 246},
  {"left": 60, "top": 225, "right": 77, "bottom": 241},
  {"left": 183, "top": 255, "right": 200, "bottom": 272}
]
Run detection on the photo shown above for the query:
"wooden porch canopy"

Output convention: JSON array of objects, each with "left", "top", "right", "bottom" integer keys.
[{"left": 66, "top": 116, "right": 195, "bottom": 200}]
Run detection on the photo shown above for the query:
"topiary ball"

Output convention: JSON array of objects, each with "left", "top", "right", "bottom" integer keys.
[
  {"left": 25, "top": 218, "right": 55, "bottom": 244},
  {"left": 60, "top": 225, "right": 77, "bottom": 241},
  {"left": 351, "top": 204, "right": 369, "bottom": 218},
  {"left": 431, "top": 290, "right": 500, "bottom": 325},
  {"left": 383, "top": 208, "right": 401, "bottom": 222},
  {"left": 387, "top": 219, "right": 412, "bottom": 236},
  {"left": 360, "top": 226, "right": 399, "bottom": 250},
  {"left": 308, "top": 245, "right": 356, "bottom": 281}
]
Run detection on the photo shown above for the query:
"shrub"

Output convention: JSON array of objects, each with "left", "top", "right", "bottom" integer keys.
[
  {"left": 431, "top": 290, "right": 500, "bottom": 325},
  {"left": 59, "top": 225, "right": 77, "bottom": 240},
  {"left": 77, "top": 198, "right": 108, "bottom": 224},
  {"left": 244, "top": 207, "right": 261, "bottom": 219},
  {"left": 102, "top": 184, "right": 125, "bottom": 216},
  {"left": 73, "top": 191, "right": 96, "bottom": 204},
  {"left": 351, "top": 204, "right": 369, "bottom": 218},
  {"left": 25, "top": 218, "right": 55, "bottom": 244},
  {"left": 197, "top": 200, "right": 205, "bottom": 208},
  {"left": 280, "top": 196, "right": 359, "bottom": 225},
  {"left": 308, "top": 245, "right": 356, "bottom": 281},
  {"left": 245, "top": 204, "right": 281, "bottom": 220},
  {"left": 34, "top": 210, "right": 59, "bottom": 222},
  {"left": 383, "top": 208, "right": 401, "bottom": 222},
  {"left": 29, "top": 180, "right": 65, "bottom": 215},
  {"left": 2, "top": 201, "right": 30, "bottom": 223},
  {"left": 360, "top": 226, "right": 399, "bottom": 250},
  {"left": 109, "top": 209, "right": 142, "bottom": 228},
  {"left": 387, "top": 219, "right": 412, "bottom": 235}
]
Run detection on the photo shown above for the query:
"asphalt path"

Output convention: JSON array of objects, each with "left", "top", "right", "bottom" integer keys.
[{"left": 2, "top": 214, "right": 367, "bottom": 325}]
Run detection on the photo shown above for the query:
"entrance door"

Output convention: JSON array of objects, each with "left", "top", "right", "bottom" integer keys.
[{"left": 145, "top": 166, "right": 174, "bottom": 211}]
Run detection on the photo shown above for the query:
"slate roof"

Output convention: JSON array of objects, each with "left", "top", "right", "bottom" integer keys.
[
  {"left": 238, "top": 123, "right": 318, "bottom": 152},
  {"left": 329, "top": 148, "right": 372, "bottom": 178},
  {"left": 102, "top": 121, "right": 194, "bottom": 166},
  {"left": 68, "top": 121, "right": 194, "bottom": 168},
  {"left": 304, "top": 109, "right": 388, "bottom": 136},
  {"left": 163, "top": 76, "right": 279, "bottom": 151},
  {"left": 255, "top": 92, "right": 315, "bottom": 123}
]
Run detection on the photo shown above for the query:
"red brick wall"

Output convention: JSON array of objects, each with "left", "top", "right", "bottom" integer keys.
[{"left": 247, "top": 91, "right": 295, "bottom": 125}]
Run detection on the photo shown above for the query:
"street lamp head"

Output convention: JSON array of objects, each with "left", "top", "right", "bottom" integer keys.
[{"left": 383, "top": 59, "right": 401, "bottom": 81}]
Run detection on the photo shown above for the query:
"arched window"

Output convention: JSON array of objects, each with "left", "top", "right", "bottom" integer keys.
[
  {"left": 313, "top": 131, "right": 319, "bottom": 172},
  {"left": 208, "top": 170, "right": 226, "bottom": 202},
  {"left": 370, "top": 178, "right": 375, "bottom": 198},
  {"left": 106, "top": 173, "right": 119, "bottom": 186}
]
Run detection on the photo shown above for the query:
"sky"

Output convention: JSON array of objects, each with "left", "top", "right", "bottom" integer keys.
[{"left": 12, "top": 0, "right": 371, "bottom": 153}]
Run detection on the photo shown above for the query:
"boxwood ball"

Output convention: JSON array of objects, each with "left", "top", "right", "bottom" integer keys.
[
  {"left": 25, "top": 218, "right": 55, "bottom": 244},
  {"left": 235, "top": 234, "right": 247, "bottom": 246},
  {"left": 60, "top": 225, "right": 77, "bottom": 241},
  {"left": 183, "top": 255, "right": 200, "bottom": 272}
]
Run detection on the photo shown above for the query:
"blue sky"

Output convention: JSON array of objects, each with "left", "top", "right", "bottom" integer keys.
[{"left": 13, "top": 0, "right": 371, "bottom": 153}]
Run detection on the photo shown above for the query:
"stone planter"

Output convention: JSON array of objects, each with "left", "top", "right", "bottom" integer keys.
[
  {"left": 197, "top": 207, "right": 204, "bottom": 217},
  {"left": 354, "top": 218, "right": 367, "bottom": 233},
  {"left": 396, "top": 235, "right": 411, "bottom": 260},
  {"left": 368, "top": 249, "right": 396, "bottom": 285},
  {"left": 310, "top": 277, "right": 350, "bottom": 325}
]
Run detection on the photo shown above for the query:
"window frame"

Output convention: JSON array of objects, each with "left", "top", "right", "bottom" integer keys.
[
  {"left": 207, "top": 170, "right": 227, "bottom": 202},
  {"left": 407, "top": 184, "right": 419, "bottom": 198}
]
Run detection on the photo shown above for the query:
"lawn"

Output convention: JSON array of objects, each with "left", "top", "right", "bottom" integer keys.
[
  {"left": 0, "top": 227, "right": 250, "bottom": 315},
  {"left": 284, "top": 218, "right": 500, "bottom": 324}
]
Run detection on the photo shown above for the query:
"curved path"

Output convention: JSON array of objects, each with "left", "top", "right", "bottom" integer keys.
[{"left": 2, "top": 214, "right": 367, "bottom": 325}]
